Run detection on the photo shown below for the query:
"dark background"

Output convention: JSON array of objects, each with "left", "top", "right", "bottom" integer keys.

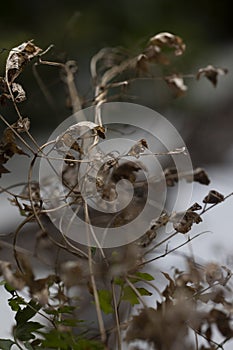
[{"left": 0, "top": 0, "right": 232, "bottom": 165}]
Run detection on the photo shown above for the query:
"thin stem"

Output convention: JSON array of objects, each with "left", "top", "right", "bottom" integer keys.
[
  {"left": 111, "top": 281, "right": 122, "bottom": 350},
  {"left": 140, "top": 231, "right": 210, "bottom": 267},
  {"left": 84, "top": 202, "right": 107, "bottom": 344}
]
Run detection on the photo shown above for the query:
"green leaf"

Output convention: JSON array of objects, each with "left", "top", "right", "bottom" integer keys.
[
  {"left": 135, "top": 272, "right": 154, "bottom": 281},
  {"left": 114, "top": 277, "right": 124, "bottom": 286},
  {"left": 137, "top": 287, "right": 152, "bottom": 297},
  {"left": 41, "top": 329, "right": 72, "bottom": 349},
  {"left": 8, "top": 296, "right": 26, "bottom": 312},
  {"left": 15, "top": 299, "right": 41, "bottom": 324},
  {"left": 0, "top": 339, "right": 14, "bottom": 350},
  {"left": 8, "top": 299, "right": 20, "bottom": 312},
  {"left": 122, "top": 286, "right": 152, "bottom": 306},
  {"left": 73, "top": 339, "right": 105, "bottom": 350},
  {"left": 57, "top": 305, "right": 75, "bottom": 314},
  {"left": 44, "top": 307, "right": 58, "bottom": 316},
  {"left": 14, "top": 321, "right": 43, "bottom": 341},
  {"left": 4, "top": 283, "right": 15, "bottom": 296},
  {"left": 59, "top": 318, "right": 81, "bottom": 327},
  {"left": 97, "top": 289, "right": 113, "bottom": 314},
  {"left": 122, "top": 286, "right": 139, "bottom": 306}
]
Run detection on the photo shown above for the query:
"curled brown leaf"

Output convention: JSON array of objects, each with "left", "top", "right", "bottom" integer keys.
[
  {"left": 203, "top": 190, "right": 224, "bottom": 204},
  {"left": 149, "top": 32, "right": 186, "bottom": 56},
  {"left": 196, "top": 65, "right": 228, "bottom": 87},
  {"left": 127, "top": 139, "right": 148, "bottom": 158},
  {"left": 205, "top": 263, "right": 224, "bottom": 286},
  {"left": 165, "top": 74, "right": 187, "bottom": 97},
  {"left": 6, "top": 41, "right": 42, "bottom": 84},
  {"left": 171, "top": 209, "right": 202, "bottom": 234}
]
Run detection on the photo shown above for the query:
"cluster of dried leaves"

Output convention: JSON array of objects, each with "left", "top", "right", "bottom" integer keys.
[
  {"left": 126, "top": 261, "right": 233, "bottom": 350},
  {"left": 90, "top": 32, "right": 228, "bottom": 102},
  {"left": 0, "top": 34, "right": 232, "bottom": 350}
]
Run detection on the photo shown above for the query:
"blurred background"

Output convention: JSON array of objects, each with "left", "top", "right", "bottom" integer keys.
[
  {"left": 0, "top": 0, "right": 233, "bottom": 345},
  {"left": 0, "top": 0, "right": 233, "bottom": 164}
]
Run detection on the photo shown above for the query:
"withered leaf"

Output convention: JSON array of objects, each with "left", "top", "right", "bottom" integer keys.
[
  {"left": 11, "top": 83, "right": 26, "bottom": 103},
  {"left": 127, "top": 139, "right": 148, "bottom": 158},
  {"left": 6, "top": 41, "right": 42, "bottom": 84},
  {"left": 188, "top": 202, "right": 202, "bottom": 211},
  {"left": 94, "top": 125, "right": 106, "bottom": 139},
  {"left": 203, "top": 190, "right": 224, "bottom": 204},
  {"left": 149, "top": 32, "right": 186, "bottom": 56},
  {"left": 181, "top": 168, "right": 210, "bottom": 185},
  {"left": 139, "top": 228, "right": 157, "bottom": 247},
  {"left": 205, "top": 263, "right": 223, "bottom": 286},
  {"left": 11, "top": 117, "right": 30, "bottom": 133},
  {"left": 164, "top": 167, "right": 178, "bottom": 187},
  {"left": 196, "top": 65, "right": 228, "bottom": 87},
  {"left": 209, "top": 309, "right": 233, "bottom": 338},
  {"left": 60, "top": 261, "right": 83, "bottom": 288},
  {"left": 193, "top": 168, "right": 210, "bottom": 185},
  {"left": 55, "top": 121, "right": 100, "bottom": 154},
  {"left": 2, "top": 127, "right": 28, "bottom": 157},
  {"left": 0, "top": 77, "right": 10, "bottom": 104},
  {"left": 165, "top": 167, "right": 210, "bottom": 187},
  {"left": 165, "top": 74, "right": 187, "bottom": 97},
  {"left": 172, "top": 210, "right": 202, "bottom": 234},
  {"left": 143, "top": 45, "right": 170, "bottom": 65},
  {"left": 136, "top": 54, "right": 149, "bottom": 73},
  {"left": 140, "top": 211, "right": 170, "bottom": 246},
  {"left": 0, "top": 260, "right": 25, "bottom": 290},
  {"left": 21, "top": 181, "right": 41, "bottom": 202},
  {"left": 111, "top": 161, "right": 142, "bottom": 183},
  {"left": 0, "top": 126, "right": 28, "bottom": 177},
  {"left": 30, "top": 275, "right": 56, "bottom": 305}
]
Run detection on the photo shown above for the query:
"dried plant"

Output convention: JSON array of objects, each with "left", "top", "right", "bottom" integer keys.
[{"left": 0, "top": 34, "right": 232, "bottom": 350}]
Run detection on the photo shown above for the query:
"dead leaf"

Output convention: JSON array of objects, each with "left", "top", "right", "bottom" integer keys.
[
  {"left": 94, "top": 125, "right": 106, "bottom": 139},
  {"left": 193, "top": 168, "right": 210, "bottom": 185},
  {"left": 30, "top": 275, "right": 56, "bottom": 305},
  {"left": 209, "top": 309, "right": 233, "bottom": 337},
  {"left": 60, "top": 261, "right": 84, "bottom": 288},
  {"left": 188, "top": 202, "right": 202, "bottom": 211},
  {"left": 0, "top": 77, "right": 10, "bottom": 104},
  {"left": 11, "top": 117, "right": 30, "bottom": 133},
  {"left": 21, "top": 181, "right": 41, "bottom": 202},
  {"left": 171, "top": 209, "right": 202, "bottom": 234},
  {"left": 6, "top": 41, "right": 42, "bottom": 84},
  {"left": 203, "top": 190, "right": 224, "bottom": 204},
  {"left": 205, "top": 263, "right": 224, "bottom": 286},
  {"left": 164, "top": 167, "right": 178, "bottom": 186},
  {"left": 149, "top": 32, "right": 186, "bottom": 56},
  {"left": 196, "top": 65, "right": 228, "bottom": 87},
  {"left": 127, "top": 139, "right": 148, "bottom": 158},
  {"left": 11, "top": 82, "right": 26, "bottom": 102},
  {"left": 0, "top": 126, "right": 29, "bottom": 177},
  {"left": 111, "top": 161, "right": 142, "bottom": 183},
  {"left": 165, "top": 167, "right": 210, "bottom": 187},
  {"left": 165, "top": 74, "right": 187, "bottom": 97},
  {"left": 143, "top": 45, "right": 170, "bottom": 65},
  {"left": 0, "top": 260, "right": 25, "bottom": 290},
  {"left": 136, "top": 54, "right": 149, "bottom": 73}
]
